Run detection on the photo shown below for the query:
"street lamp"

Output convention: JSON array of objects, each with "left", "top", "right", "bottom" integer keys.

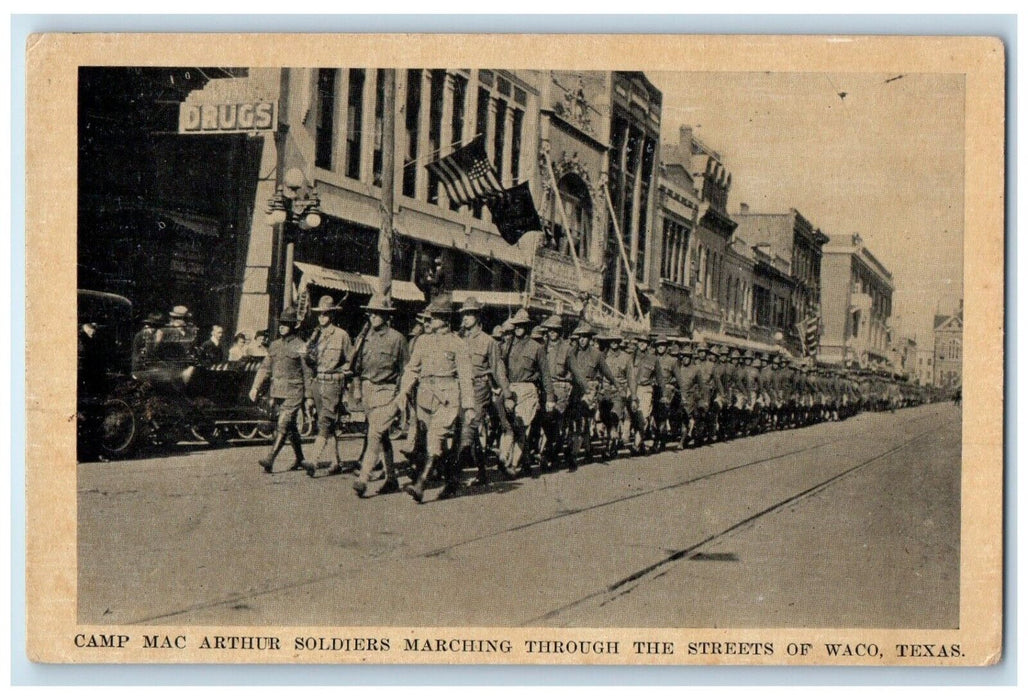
[{"left": 265, "top": 167, "right": 322, "bottom": 313}]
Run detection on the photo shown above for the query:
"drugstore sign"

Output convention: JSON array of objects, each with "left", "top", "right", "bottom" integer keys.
[{"left": 178, "top": 101, "right": 277, "bottom": 134}]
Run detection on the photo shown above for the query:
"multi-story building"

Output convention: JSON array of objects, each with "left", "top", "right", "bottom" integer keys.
[
  {"left": 749, "top": 242, "right": 796, "bottom": 348},
  {"left": 735, "top": 205, "right": 828, "bottom": 354},
  {"left": 933, "top": 300, "right": 963, "bottom": 388},
  {"left": 818, "top": 233, "right": 895, "bottom": 368},
  {"left": 721, "top": 235, "right": 755, "bottom": 339},
  {"left": 604, "top": 72, "right": 663, "bottom": 317},
  {"left": 650, "top": 155, "right": 703, "bottom": 334},
  {"left": 661, "top": 126, "right": 737, "bottom": 336},
  {"left": 889, "top": 334, "right": 918, "bottom": 378}
]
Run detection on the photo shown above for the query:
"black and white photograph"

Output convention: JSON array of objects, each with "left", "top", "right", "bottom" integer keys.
[{"left": 24, "top": 33, "right": 1003, "bottom": 665}]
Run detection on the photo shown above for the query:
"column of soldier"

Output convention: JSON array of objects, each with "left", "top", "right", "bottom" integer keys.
[{"left": 249, "top": 293, "right": 926, "bottom": 504}]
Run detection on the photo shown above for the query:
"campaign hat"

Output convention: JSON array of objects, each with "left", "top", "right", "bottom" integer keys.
[
  {"left": 279, "top": 307, "right": 299, "bottom": 324},
  {"left": 312, "top": 295, "right": 341, "bottom": 312},
  {"left": 458, "top": 296, "right": 483, "bottom": 313},
  {"left": 362, "top": 294, "right": 396, "bottom": 313},
  {"left": 511, "top": 308, "right": 532, "bottom": 325}
]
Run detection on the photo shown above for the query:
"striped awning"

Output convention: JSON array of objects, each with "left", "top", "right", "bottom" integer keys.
[{"left": 294, "top": 261, "right": 425, "bottom": 303}]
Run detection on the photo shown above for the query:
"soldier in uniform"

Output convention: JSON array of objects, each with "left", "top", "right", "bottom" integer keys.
[
  {"left": 568, "top": 322, "right": 618, "bottom": 466},
  {"left": 499, "top": 308, "right": 553, "bottom": 476},
  {"left": 303, "top": 295, "right": 354, "bottom": 476},
  {"left": 601, "top": 332, "right": 635, "bottom": 457},
  {"left": 394, "top": 296, "right": 476, "bottom": 503},
  {"left": 349, "top": 294, "right": 409, "bottom": 497},
  {"left": 630, "top": 334, "right": 665, "bottom": 454},
  {"left": 457, "top": 297, "right": 510, "bottom": 486},
  {"left": 673, "top": 341, "right": 700, "bottom": 447},
  {"left": 398, "top": 314, "right": 433, "bottom": 471},
  {"left": 249, "top": 307, "right": 312, "bottom": 473},
  {"left": 541, "top": 314, "right": 583, "bottom": 471},
  {"left": 653, "top": 335, "right": 680, "bottom": 451}
]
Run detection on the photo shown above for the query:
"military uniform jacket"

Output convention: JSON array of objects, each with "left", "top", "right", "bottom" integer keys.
[
  {"left": 253, "top": 335, "right": 312, "bottom": 400},
  {"left": 695, "top": 359, "right": 724, "bottom": 405},
  {"left": 307, "top": 324, "right": 353, "bottom": 377},
  {"left": 353, "top": 325, "right": 409, "bottom": 409},
  {"left": 657, "top": 354, "right": 680, "bottom": 399},
  {"left": 633, "top": 350, "right": 665, "bottom": 390},
  {"left": 399, "top": 328, "right": 475, "bottom": 411},
  {"left": 675, "top": 361, "right": 702, "bottom": 410},
  {"left": 571, "top": 346, "right": 617, "bottom": 393},
  {"left": 506, "top": 336, "right": 554, "bottom": 403},
  {"left": 547, "top": 340, "right": 588, "bottom": 394},
  {"left": 604, "top": 350, "right": 637, "bottom": 397},
  {"left": 464, "top": 327, "right": 509, "bottom": 393}
]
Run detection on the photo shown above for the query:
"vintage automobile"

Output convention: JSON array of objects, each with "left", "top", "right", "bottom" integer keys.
[{"left": 77, "top": 290, "right": 316, "bottom": 461}]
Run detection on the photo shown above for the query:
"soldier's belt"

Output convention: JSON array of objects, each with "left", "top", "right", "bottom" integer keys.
[
  {"left": 422, "top": 375, "right": 458, "bottom": 383},
  {"left": 317, "top": 372, "right": 345, "bottom": 381}
]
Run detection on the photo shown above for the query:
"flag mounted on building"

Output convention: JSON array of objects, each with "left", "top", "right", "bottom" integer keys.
[
  {"left": 425, "top": 135, "right": 504, "bottom": 207},
  {"left": 797, "top": 312, "right": 821, "bottom": 358},
  {"left": 486, "top": 181, "right": 543, "bottom": 245}
]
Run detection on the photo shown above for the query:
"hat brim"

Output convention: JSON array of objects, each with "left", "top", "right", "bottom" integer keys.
[{"left": 362, "top": 305, "right": 395, "bottom": 313}]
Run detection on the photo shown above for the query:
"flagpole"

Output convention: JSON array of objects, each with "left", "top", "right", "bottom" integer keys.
[
  {"left": 602, "top": 185, "right": 644, "bottom": 320},
  {"left": 542, "top": 149, "right": 584, "bottom": 285},
  {"left": 378, "top": 68, "right": 396, "bottom": 299}
]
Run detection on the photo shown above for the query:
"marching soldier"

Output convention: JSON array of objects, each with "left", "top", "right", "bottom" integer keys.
[
  {"left": 601, "top": 332, "right": 635, "bottom": 457},
  {"left": 541, "top": 314, "right": 583, "bottom": 471},
  {"left": 568, "top": 322, "right": 618, "bottom": 466},
  {"left": 304, "top": 295, "right": 354, "bottom": 476},
  {"left": 499, "top": 308, "right": 553, "bottom": 476},
  {"left": 393, "top": 295, "right": 475, "bottom": 503},
  {"left": 673, "top": 341, "right": 702, "bottom": 448},
  {"left": 249, "top": 307, "right": 312, "bottom": 473},
  {"left": 630, "top": 334, "right": 665, "bottom": 454},
  {"left": 654, "top": 335, "right": 680, "bottom": 451},
  {"left": 399, "top": 315, "right": 429, "bottom": 465},
  {"left": 349, "top": 294, "right": 409, "bottom": 498},
  {"left": 457, "top": 297, "right": 510, "bottom": 486}
]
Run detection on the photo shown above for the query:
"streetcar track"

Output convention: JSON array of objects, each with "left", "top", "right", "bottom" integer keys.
[
  {"left": 124, "top": 407, "right": 948, "bottom": 625},
  {"left": 523, "top": 416, "right": 951, "bottom": 625},
  {"left": 418, "top": 408, "right": 943, "bottom": 558}
]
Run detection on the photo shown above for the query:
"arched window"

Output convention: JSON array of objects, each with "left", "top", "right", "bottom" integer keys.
[{"left": 552, "top": 174, "right": 593, "bottom": 262}]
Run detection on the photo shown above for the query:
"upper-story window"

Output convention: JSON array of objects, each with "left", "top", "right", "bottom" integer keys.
[{"left": 315, "top": 69, "right": 338, "bottom": 171}]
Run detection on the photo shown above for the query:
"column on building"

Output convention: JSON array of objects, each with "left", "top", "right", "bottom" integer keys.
[
  {"left": 437, "top": 71, "right": 456, "bottom": 208},
  {"left": 359, "top": 69, "right": 376, "bottom": 182},
  {"left": 415, "top": 69, "right": 432, "bottom": 202}
]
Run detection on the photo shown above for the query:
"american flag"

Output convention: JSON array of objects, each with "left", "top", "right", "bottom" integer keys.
[
  {"left": 425, "top": 135, "right": 504, "bottom": 207},
  {"left": 796, "top": 312, "right": 821, "bottom": 358}
]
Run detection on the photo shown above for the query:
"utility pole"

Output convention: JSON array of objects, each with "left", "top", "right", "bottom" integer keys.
[{"left": 378, "top": 68, "right": 396, "bottom": 299}]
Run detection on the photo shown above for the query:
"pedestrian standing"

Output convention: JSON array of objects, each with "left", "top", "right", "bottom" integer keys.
[
  {"left": 394, "top": 295, "right": 476, "bottom": 503},
  {"left": 197, "top": 325, "right": 227, "bottom": 367},
  {"left": 349, "top": 294, "right": 409, "bottom": 497},
  {"left": 303, "top": 295, "right": 354, "bottom": 476},
  {"left": 249, "top": 307, "right": 311, "bottom": 473},
  {"left": 228, "top": 332, "right": 249, "bottom": 362}
]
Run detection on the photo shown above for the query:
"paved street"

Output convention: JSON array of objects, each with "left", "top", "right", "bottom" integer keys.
[{"left": 78, "top": 402, "right": 960, "bottom": 629}]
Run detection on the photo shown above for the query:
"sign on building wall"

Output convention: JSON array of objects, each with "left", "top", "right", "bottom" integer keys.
[{"left": 178, "top": 101, "right": 277, "bottom": 134}]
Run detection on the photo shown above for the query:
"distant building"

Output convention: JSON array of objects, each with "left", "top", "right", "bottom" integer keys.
[
  {"left": 933, "top": 300, "right": 963, "bottom": 388},
  {"left": 735, "top": 206, "right": 827, "bottom": 356},
  {"left": 650, "top": 155, "right": 703, "bottom": 334},
  {"left": 818, "top": 233, "right": 895, "bottom": 368},
  {"left": 915, "top": 347, "right": 935, "bottom": 386}
]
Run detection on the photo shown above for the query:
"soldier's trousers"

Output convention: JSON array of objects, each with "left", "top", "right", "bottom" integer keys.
[
  {"left": 543, "top": 381, "right": 574, "bottom": 464},
  {"left": 313, "top": 375, "right": 345, "bottom": 436},
  {"left": 459, "top": 377, "right": 493, "bottom": 451},
  {"left": 498, "top": 382, "right": 539, "bottom": 469},
  {"left": 359, "top": 381, "right": 400, "bottom": 484}
]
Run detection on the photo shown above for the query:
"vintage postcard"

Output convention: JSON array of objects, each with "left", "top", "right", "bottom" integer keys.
[{"left": 25, "top": 33, "right": 1003, "bottom": 665}]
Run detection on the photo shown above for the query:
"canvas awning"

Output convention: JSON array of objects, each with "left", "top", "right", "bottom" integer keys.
[
  {"left": 294, "top": 261, "right": 425, "bottom": 303},
  {"left": 450, "top": 289, "right": 530, "bottom": 308}
]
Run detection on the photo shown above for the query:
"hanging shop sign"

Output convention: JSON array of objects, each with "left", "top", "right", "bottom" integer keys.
[{"left": 178, "top": 101, "right": 277, "bottom": 134}]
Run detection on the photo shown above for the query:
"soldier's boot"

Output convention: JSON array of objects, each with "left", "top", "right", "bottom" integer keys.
[
  {"left": 326, "top": 433, "right": 347, "bottom": 475},
  {"left": 469, "top": 444, "right": 490, "bottom": 486},
  {"left": 286, "top": 427, "right": 305, "bottom": 471},
  {"left": 259, "top": 431, "right": 287, "bottom": 473},
  {"left": 302, "top": 431, "right": 326, "bottom": 476},
  {"left": 404, "top": 456, "right": 437, "bottom": 504}
]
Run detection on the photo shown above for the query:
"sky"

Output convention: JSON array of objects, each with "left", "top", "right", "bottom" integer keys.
[{"left": 649, "top": 71, "right": 964, "bottom": 346}]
